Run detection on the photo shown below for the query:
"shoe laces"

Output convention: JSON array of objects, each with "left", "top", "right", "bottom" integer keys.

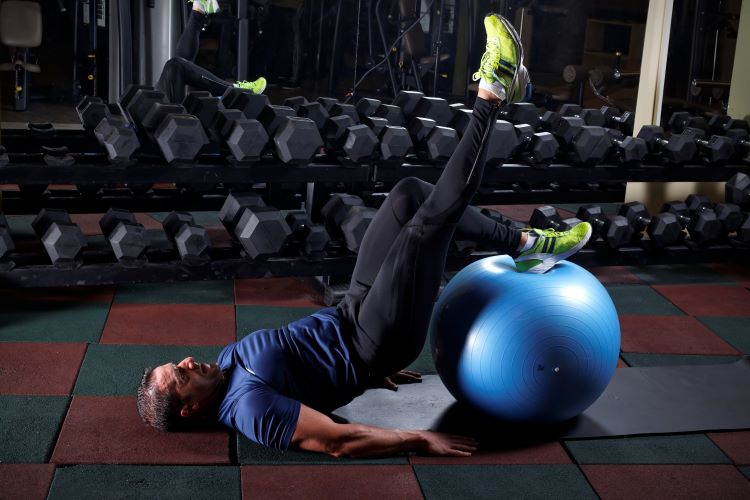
[{"left": 472, "top": 38, "right": 502, "bottom": 83}]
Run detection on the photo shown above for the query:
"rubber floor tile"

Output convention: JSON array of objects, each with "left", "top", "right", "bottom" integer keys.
[
  {"left": 410, "top": 441, "right": 571, "bottom": 465},
  {"left": 73, "top": 344, "right": 222, "bottom": 396},
  {"left": 589, "top": 266, "right": 643, "bottom": 284},
  {"left": 51, "top": 396, "right": 230, "bottom": 464},
  {"left": 69, "top": 213, "right": 107, "bottom": 235},
  {"left": 241, "top": 465, "right": 422, "bottom": 500},
  {"left": 114, "top": 280, "right": 235, "bottom": 304},
  {"left": 5, "top": 214, "right": 36, "bottom": 237},
  {"left": 0, "top": 300, "right": 108, "bottom": 342},
  {"left": 621, "top": 353, "right": 742, "bottom": 367},
  {"left": 619, "top": 315, "right": 739, "bottom": 355},
  {"left": 631, "top": 264, "right": 732, "bottom": 284},
  {"left": 0, "top": 464, "right": 55, "bottom": 500},
  {"left": 207, "top": 226, "right": 234, "bottom": 248},
  {"left": 237, "top": 435, "right": 407, "bottom": 465},
  {"left": 0, "top": 396, "right": 69, "bottom": 463},
  {"left": 0, "top": 285, "right": 114, "bottom": 303},
  {"left": 0, "top": 342, "right": 87, "bottom": 395},
  {"left": 709, "top": 262, "right": 750, "bottom": 282},
  {"left": 414, "top": 464, "right": 597, "bottom": 500},
  {"left": 48, "top": 465, "right": 240, "bottom": 500},
  {"left": 653, "top": 284, "right": 750, "bottom": 316},
  {"left": 604, "top": 285, "right": 684, "bottom": 316},
  {"left": 707, "top": 431, "right": 750, "bottom": 465},
  {"left": 742, "top": 466, "right": 750, "bottom": 480},
  {"left": 404, "top": 340, "right": 437, "bottom": 375},
  {"left": 235, "top": 277, "right": 325, "bottom": 307},
  {"left": 100, "top": 303, "right": 235, "bottom": 345},
  {"left": 581, "top": 464, "right": 750, "bottom": 500},
  {"left": 236, "top": 305, "right": 322, "bottom": 340},
  {"left": 698, "top": 317, "right": 750, "bottom": 354},
  {"left": 564, "top": 434, "right": 730, "bottom": 464}
]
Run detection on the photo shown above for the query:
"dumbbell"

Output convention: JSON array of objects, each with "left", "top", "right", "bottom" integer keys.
[
  {"left": 0, "top": 212, "right": 15, "bottom": 267},
  {"left": 285, "top": 211, "right": 331, "bottom": 259},
  {"left": 707, "top": 114, "right": 749, "bottom": 135},
  {"left": 726, "top": 172, "right": 750, "bottom": 207},
  {"left": 321, "top": 193, "right": 377, "bottom": 253},
  {"left": 685, "top": 194, "right": 744, "bottom": 240},
  {"left": 351, "top": 110, "right": 414, "bottom": 163},
  {"left": 559, "top": 104, "right": 606, "bottom": 127},
  {"left": 738, "top": 213, "right": 750, "bottom": 243},
  {"left": 76, "top": 95, "right": 108, "bottom": 131},
  {"left": 679, "top": 127, "right": 735, "bottom": 163},
  {"left": 601, "top": 106, "right": 635, "bottom": 135},
  {"left": 637, "top": 125, "right": 696, "bottom": 164},
  {"left": 123, "top": 88, "right": 209, "bottom": 163},
  {"left": 162, "top": 211, "right": 211, "bottom": 263},
  {"left": 256, "top": 104, "right": 323, "bottom": 164},
  {"left": 405, "top": 117, "right": 459, "bottom": 163},
  {"left": 529, "top": 206, "right": 579, "bottom": 231},
  {"left": 724, "top": 129, "right": 750, "bottom": 162},
  {"left": 576, "top": 205, "right": 636, "bottom": 249},
  {"left": 606, "top": 129, "right": 647, "bottom": 164},
  {"left": 667, "top": 111, "right": 708, "bottom": 134},
  {"left": 661, "top": 200, "right": 720, "bottom": 245},
  {"left": 485, "top": 121, "right": 558, "bottom": 166},
  {"left": 31, "top": 209, "right": 87, "bottom": 266},
  {"left": 617, "top": 201, "right": 684, "bottom": 247},
  {"left": 76, "top": 96, "right": 140, "bottom": 162},
  {"left": 99, "top": 208, "right": 147, "bottom": 264},
  {"left": 219, "top": 192, "right": 293, "bottom": 259},
  {"left": 549, "top": 116, "right": 613, "bottom": 164}
]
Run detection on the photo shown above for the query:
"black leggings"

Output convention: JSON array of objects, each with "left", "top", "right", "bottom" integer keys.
[
  {"left": 338, "top": 98, "right": 522, "bottom": 376},
  {"left": 155, "top": 10, "right": 232, "bottom": 103}
]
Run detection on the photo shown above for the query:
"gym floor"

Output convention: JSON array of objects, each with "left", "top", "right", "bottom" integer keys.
[{"left": 1, "top": 203, "right": 749, "bottom": 500}]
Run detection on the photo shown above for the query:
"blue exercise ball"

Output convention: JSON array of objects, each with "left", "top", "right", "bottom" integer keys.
[{"left": 429, "top": 255, "right": 620, "bottom": 423}]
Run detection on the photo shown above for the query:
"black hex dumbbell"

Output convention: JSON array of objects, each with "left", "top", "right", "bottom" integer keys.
[
  {"left": 485, "top": 121, "right": 558, "bottom": 166},
  {"left": 726, "top": 172, "right": 750, "bottom": 207},
  {"left": 637, "top": 125, "right": 696, "bottom": 164},
  {"left": 285, "top": 211, "right": 331, "bottom": 259},
  {"left": 707, "top": 114, "right": 749, "bottom": 135},
  {"left": 601, "top": 106, "right": 635, "bottom": 136},
  {"left": 550, "top": 116, "right": 613, "bottom": 165},
  {"left": 99, "top": 208, "right": 148, "bottom": 264},
  {"left": 685, "top": 194, "right": 744, "bottom": 241},
  {"left": 667, "top": 111, "right": 709, "bottom": 134},
  {"left": 576, "top": 205, "right": 635, "bottom": 249},
  {"left": 0, "top": 212, "right": 15, "bottom": 269},
  {"left": 405, "top": 117, "right": 459, "bottom": 163},
  {"left": 724, "top": 129, "right": 750, "bottom": 163},
  {"left": 162, "top": 211, "right": 211, "bottom": 263},
  {"left": 605, "top": 129, "right": 648, "bottom": 164},
  {"left": 661, "top": 200, "right": 720, "bottom": 245},
  {"left": 680, "top": 128, "right": 735, "bottom": 164},
  {"left": 256, "top": 104, "right": 324, "bottom": 164},
  {"left": 32, "top": 209, "right": 87, "bottom": 266},
  {"left": 529, "top": 206, "right": 578, "bottom": 231},
  {"left": 617, "top": 201, "right": 684, "bottom": 247},
  {"left": 219, "top": 192, "right": 293, "bottom": 260},
  {"left": 559, "top": 103, "right": 606, "bottom": 127},
  {"left": 320, "top": 193, "right": 377, "bottom": 253},
  {"left": 77, "top": 96, "right": 140, "bottom": 162}
]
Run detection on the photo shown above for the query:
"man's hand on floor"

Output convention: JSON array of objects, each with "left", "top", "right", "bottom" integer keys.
[{"left": 373, "top": 370, "right": 422, "bottom": 391}]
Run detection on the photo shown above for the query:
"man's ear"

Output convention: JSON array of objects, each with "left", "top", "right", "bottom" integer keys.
[{"left": 179, "top": 401, "right": 200, "bottom": 418}]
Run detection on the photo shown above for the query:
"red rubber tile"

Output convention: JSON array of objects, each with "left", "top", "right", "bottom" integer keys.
[
  {"left": 235, "top": 277, "right": 325, "bottom": 307},
  {"left": 619, "top": 315, "right": 740, "bottom": 355},
  {"left": 100, "top": 304, "right": 235, "bottom": 345},
  {"left": 410, "top": 441, "right": 571, "bottom": 465},
  {"left": 51, "top": 396, "right": 230, "bottom": 464},
  {"left": 589, "top": 266, "right": 643, "bottom": 284},
  {"left": 241, "top": 465, "right": 422, "bottom": 500},
  {"left": 134, "top": 213, "right": 164, "bottom": 230},
  {"left": 0, "top": 184, "right": 19, "bottom": 191},
  {"left": 207, "top": 226, "right": 233, "bottom": 248},
  {"left": 709, "top": 263, "right": 750, "bottom": 282},
  {"left": 0, "top": 464, "right": 55, "bottom": 500},
  {"left": 653, "top": 284, "right": 750, "bottom": 317},
  {"left": 0, "top": 343, "right": 87, "bottom": 395},
  {"left": 0, "top": 286, "right": 114, "bottom": 304},
  {"left": 708, "top": 431, "right": 750, "bottom": 465},
  {"left": 582, "top": 465, "right": 750, "bottom": 500},
  {"left": 70, "top": 214, "right": 106, "bottom": 236},
  {"left": 617, "top": 357, "right": 628, "bottom": 368}
]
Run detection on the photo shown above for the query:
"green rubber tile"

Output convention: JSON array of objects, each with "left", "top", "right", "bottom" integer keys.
[
  {"left": 236, "top": 305, "right": 321, "bottom": 340},
  {"left": 621, "top": 353, "right": 742, "bottom": 367},
  {"left": 605, "top": 285, "right": 684, "bottom": 316},
  {"left": 564, "top": 434, "right": 731, "bottom": 464},
  {"left": 405, "top": 340, "right": 437, "bottom": 375},
  {"left": 0, "top": 301, "right": 109, "bottom": 342},
  {"left": 5, "top": 214, "right": 36, "bottom": 238},
  {"left": 554, "top": 203, "right": 619, "bottom": 215},
  {"left": 698, "top": 317, "right": 750, "bottom": 355},
  {"left": 237, "top": 435, "right": 407, "bottom": 465},
  {"left": 73, "top": 344, "right": 223, "bottom": 396},
  {"left": 0, "top": 396, "right": 69, "bottom": 463},
  {"left": 414, "top": 464, "right": 597, "bottom": 500},
  {"left": 48, "top": 465, "right": 240, "bottom": 500},
  {"left": 631, "top": 264, "right": 733, "bottom": 285},
  {"left": 148, "top": 211, "right": 221, "bottom": 228},
  {"left": 144, "top": 228, "right": 173, "bottom": 250},
  {"left": 741, "top": 466, "right": 750, "bottom": 480},
  {"left": 114, "top": 280, "right": 235, "bottom": 304}
]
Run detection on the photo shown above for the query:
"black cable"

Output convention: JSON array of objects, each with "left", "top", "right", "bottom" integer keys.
[{"left": 345, "top": 0, "right": 436, "bottom": 103}]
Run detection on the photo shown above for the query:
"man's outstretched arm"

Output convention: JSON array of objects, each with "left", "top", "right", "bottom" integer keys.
[{"left": 290, "top": 403, "right": 478, "bottom": 458}]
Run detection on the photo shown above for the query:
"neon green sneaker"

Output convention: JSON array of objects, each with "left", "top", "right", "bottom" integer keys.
[
  {"left": 189, "top": 0, "right": 220, "bottom": 15},
  {"left": 472, "top": 13, "right": 529, "bottom": 103},
  {"left": 515, "top": 222, "right": 592, "bottom": 274},
  {"left": 234, "top": 77, "right": 267, "bottom": 95}
]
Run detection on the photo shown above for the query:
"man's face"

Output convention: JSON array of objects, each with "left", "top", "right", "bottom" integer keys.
[{"left": 151, "top": 357, "right": 224, "bottom": 415}]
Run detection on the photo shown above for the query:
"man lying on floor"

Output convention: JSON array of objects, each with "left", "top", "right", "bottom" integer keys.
[{"left": 136, "top": 13, "right": 592, "bottom": 458}]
